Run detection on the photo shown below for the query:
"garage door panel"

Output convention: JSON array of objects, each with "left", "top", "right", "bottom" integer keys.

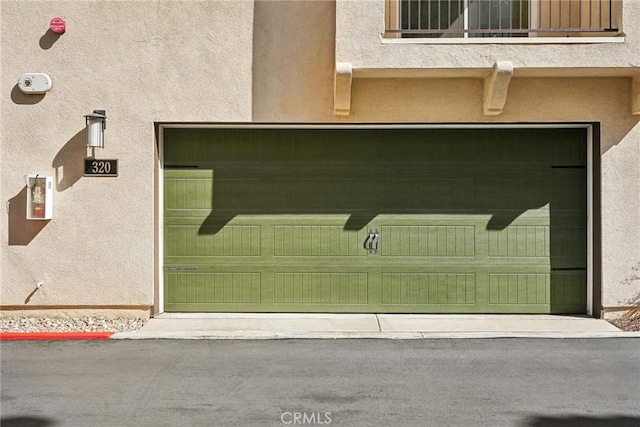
[
  {"left": 380, "top": 273, "right": 477, "bottom": 305},
  {"left": 165, "top": 272, "right": 262, "bottom": 305},
  {"left": 164, "top": 129, "right": 262, "bottom": 164},
  {"left": 487, "top": 225, "right": 551, "bottom": 258},
  {"left": 380, "top": 225, "right": 476, "bottom": 258},
  {"left": 485, "top": 271, "right": 585, "bottom": 313},
  {"left": 164, "top": 171, "right": 214, "bottom": 213},
  {"left": 550, "top": 170, "right": 588, "bottom": 209},
  {"left": 165, "top": 224, "right": 262, "bottom": 258},
  {"left": 163, "top": 128, "right": 588, "bottom": 314},
  {"left": 273, "top": 225, "right": 367, "bottom": 258},
  {"left": 550, "top": 226, "right": 588, "bottom": 268},
  {"left": 549, "top": 272, "right": 588, "bottom": 314},
  {"left": 268, "top": 180, "right": 371, "bottom": 212},
  {"left": 273, "top": 272, "right": 369, "bottom": 305},
  {"left": 489, "top": 273, "right": 551, "bottom": 305}
]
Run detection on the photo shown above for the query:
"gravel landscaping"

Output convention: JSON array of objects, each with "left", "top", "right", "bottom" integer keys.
[
  {"left": 608, "top": 315, "right": 640, "bottom": 332},
  {"left": 0, "top": 317, "right": 147, "bottom": 333}
]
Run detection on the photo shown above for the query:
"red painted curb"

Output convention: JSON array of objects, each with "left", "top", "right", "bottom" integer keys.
[{"left": 0, "top": 332, "right": 114, "bottom": 340}]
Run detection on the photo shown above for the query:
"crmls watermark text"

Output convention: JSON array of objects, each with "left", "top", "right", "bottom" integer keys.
[{"left": 280, "top": 411, "right": 332, "bottom": 425}]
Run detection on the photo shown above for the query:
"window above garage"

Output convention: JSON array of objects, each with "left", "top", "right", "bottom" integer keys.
[{"left": 385, "top": 0, "right": 622, "bottom": 39}]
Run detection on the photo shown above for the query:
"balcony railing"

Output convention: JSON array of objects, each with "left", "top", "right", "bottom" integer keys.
[{"left": 385, "top": 0, "right": 621, "bottom": 38}]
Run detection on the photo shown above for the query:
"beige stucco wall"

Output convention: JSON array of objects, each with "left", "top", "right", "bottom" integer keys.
[
  {"left": 1, "top": 0, "right": 638, "bottom": 317},
  {"left": 1, "top": 0, "right": 253, "bottom": 317},
  {"left": 252, "top": 0, "right": 336, "bottom": 121}
]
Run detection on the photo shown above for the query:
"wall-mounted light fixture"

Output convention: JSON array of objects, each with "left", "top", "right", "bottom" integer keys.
[{"left": 84, "top": 110, "right": 106, "bottom": 148}]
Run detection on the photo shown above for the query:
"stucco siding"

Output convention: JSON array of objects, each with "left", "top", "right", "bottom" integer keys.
[
  {"left": 1, "top": 1, "right": 253, "bottom": 312},
  {"left": 601, "top": 126, "right": 640, "bottom": 309}
]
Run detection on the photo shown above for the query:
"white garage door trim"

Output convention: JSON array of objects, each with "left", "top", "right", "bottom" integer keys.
[{"left": 156, "top": 123, "right": 596, "bottom": 316}]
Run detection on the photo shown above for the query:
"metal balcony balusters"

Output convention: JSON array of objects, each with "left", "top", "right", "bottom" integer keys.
[{"left": 389, "top": 0, "right": 620, "bottom": 38}]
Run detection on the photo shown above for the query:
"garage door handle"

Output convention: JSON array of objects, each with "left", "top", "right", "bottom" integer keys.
[
  {"left": 364, "top": 229, "right": 379, "bottom": 254},
  {"left": 371, "top": 229, "right": 380, "bottom": 254},
  {"left": 364, "top": 229, "right": 375, "bottom": 253}
]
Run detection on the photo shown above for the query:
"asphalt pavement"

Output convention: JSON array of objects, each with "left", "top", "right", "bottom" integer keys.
[{"left": 1, "top": 339, "right": 639, "bottom": 426}]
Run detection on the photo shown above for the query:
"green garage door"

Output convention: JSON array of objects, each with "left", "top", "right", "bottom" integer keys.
[{"left": 163, "top": 128, "right": 587, "bottom": 313}]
